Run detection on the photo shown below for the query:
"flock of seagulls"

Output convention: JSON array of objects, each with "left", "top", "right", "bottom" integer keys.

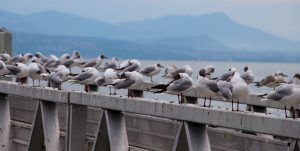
[{"left": 0, "top": 51, "right": 299, "bottom": 118}]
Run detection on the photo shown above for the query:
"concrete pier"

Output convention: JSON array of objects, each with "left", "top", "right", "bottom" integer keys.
[{"left": 0, "top": 81, "right": 300, "bottom": 151}]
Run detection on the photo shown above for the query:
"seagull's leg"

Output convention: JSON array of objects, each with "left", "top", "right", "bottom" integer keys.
[
  {"left": 38, "top": 79, "right": 41, "bottom": 87},
  {"left": 32, "top": 79, "right": 35, "bottom": 87},
  {"left": 203, "top": 97, "right": 207, "bottom": 107},
  {"left": 290, "top": 106, "right": 296, "bottom": 119},
  {"left": 231, "top": 100, "right": 234, "bottom": 111},
  {"left": 177, "top": 95, "right": 180, "bottom": 104},
  {"left": 151, "top": 76, "right": 153, "bottom": 82},
  {"left": 285, "top": 106, "right": 288, "bottom": 118},
  {"left": 237, "top": 100, "right": 240, "bottom": 111},
  {"left": 113, "top": 89, "right": 117, "bottom": 95},
  {"left": 181, "top": 94, "right": 184, "bottom": 104},
  {"left": 208, "top": 97, "right": 212, "bottom": 108},
  {"left": 109, "top": 87, "right": 112, "bottom": 95}
]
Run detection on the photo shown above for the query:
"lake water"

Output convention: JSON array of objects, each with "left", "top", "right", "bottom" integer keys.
[{"left": 29, "top": 60, "right": 300, "bottom": 118}]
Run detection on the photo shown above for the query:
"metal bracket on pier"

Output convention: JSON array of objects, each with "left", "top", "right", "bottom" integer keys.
[
  {"left": 172, "top": 122, "right": 211, "bottom": 151},
  {"left": 0, "top": 94, "right": 13, "bottom": 151},
  {"left": 93, "top": 110, "right": 129, "bottom": 151},
  {"left": 67, "top": 104, "right": 87, "bottom": 151},
  {"left": 246, "top": 105, "right": 267, "bottom": 114},
  {"left": 27, "top": 101, "right": 60, "bottom": 151}
]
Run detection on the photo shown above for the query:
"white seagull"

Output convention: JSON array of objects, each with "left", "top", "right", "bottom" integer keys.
[
  {"left": 68, "top": 67, "right": 99, "bottom": 92},
  {"left": 261, "top": 81, "right": 300, "bottom": 119},
  {"left": 241, "top": 66, "right": 255, "bottom": 84},
  {"left": 150, "top": 73, "right": 193, "bottom": 104},
  {"left": 139, "top": 63, "right": 164, "bottom": 82},
  {"left": 230, "top": 69, "right": 249, "bottom": 111},
  {"left": 196, "top": 69, "right": 220, "bottom": 107}
]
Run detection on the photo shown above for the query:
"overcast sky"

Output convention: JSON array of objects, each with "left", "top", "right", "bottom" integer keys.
[{"left": 1, "top": 0, "right": 300, "bottom": 41}]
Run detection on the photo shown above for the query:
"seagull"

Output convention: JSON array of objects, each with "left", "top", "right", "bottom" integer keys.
[
  {"left": 9, "top": 53, "right": 33, "bottom": 64},
  {"left": 28, "top": 59, "right": 45, "bottom": 86},
  {"left": 150, "top": 73, "right": 193, "bottom": 104},
  {"left": 255, "top": 72, "right": 287, "bottom": 90},
  {"left": 118, "top": 59, "right": 142, "bottom": 72},
  {"left": 139, "top": 63, "right": 164, "bottom": 82},
  {"left": 195, "top": 69, "right": 220, "bottom": 107},
  {"left": 218, "top": 67, "right": 236, "bottom": 81},
  {"left": 71, "top": 50, "right": 81, "bottom": 59},
  {"left": 230, "top": 69, "right": 249, "bottom": 111},
  {"left": 81, "top": 54, "right": 107, "bottom": 69},
  {"left": 261, "top": 82, "right": 300, "bottom": 119},
  {"left": 43, "top": 55, "right": 61, "bottom": 70},
  {"left": 241, "top": 66, "right": 255, "bottom": 84},
  {"left": 174, "top": 65, "right": 193, "bottom": 77},
  {"left": 3, "top": 63, "right": 29, "bottom": 84},
  {"left": 0, "top": 52, "right": 11, "bottom": 63},
  {"left": 35, "top": 52, "right": 49, "bottom": 65},
  {"left": 68, "top": 67, "right": 99, "bottom": 92},
  {"left": 291, "top": 73, "right": 300, "bottom": 85},
  {"left": 102, "top": 57, "right": 119, "bottom": 70},
  {"left": 217, "top": 80, "right": 233, "bottom": 102},
  {"left": 48, "top": 72, "right": 67, "bottom": 90},
  {"left": 95, "top": 68, "right": 119, "bottom": 94},
  {"left": 112, "top": 71, "right": 143, "bottom": 97},
  {"left": 204, "top": 65, "right": 215, "bottom": 79},
  {"left": 162, "top": 65, "right": 177, "bottom": 79}
]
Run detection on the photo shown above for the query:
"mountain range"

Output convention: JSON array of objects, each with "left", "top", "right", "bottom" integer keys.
[{"left": 1, "top": 10, "right": 300, "bottom": 61}]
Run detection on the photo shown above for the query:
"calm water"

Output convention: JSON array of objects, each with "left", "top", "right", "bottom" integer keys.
[{"left": 29, "top": 60, "right": 300, "bottom": 118}]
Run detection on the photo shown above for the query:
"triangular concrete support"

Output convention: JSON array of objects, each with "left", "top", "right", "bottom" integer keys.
[
  {"left": 67, "top": 104, "right": 87, "bottom": 151},
  {"left": 172, "top": 122, "right": 211, "bottom": 151},
  {"left": 291, "top": 140, "right": 300, "bottom": 151},
  {"left": 0, "top": 94, "right": 13, "bottom": 151},
  {"left": 93, "top": 110, "right": 129, "bottom": 151},
  {"left": 27, "top": 101, "right": 60, "bottom": 151}
]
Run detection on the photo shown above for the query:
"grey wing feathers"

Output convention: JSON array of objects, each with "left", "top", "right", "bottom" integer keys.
[
  {"left": 218, "top": 72, "right": 232, "bottom": 81},
  {"left": 6, "top": 65, "right": 21, "bottom": 75},
  {"left": 114, "top": 78, "right": 135, "bottom": 89},
  {"left": 206, "top": 81, "right": 220, "bottom": 93},
  {"left": 95, "top": 76, "right": 105, "bottom": 86},
  {"left": 140, "top": 66, "right": 155, "bottom": 75},
  {"left": 168, "top": 78, "right": 192, "bottom": 92},
  {"left": 83, "top": 59, "right": 97, "bottom": 67},
  {"left": 73, "top": 72, "right": 93, "bottom": 81}
]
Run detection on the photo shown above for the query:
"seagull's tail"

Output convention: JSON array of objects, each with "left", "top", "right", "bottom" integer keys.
[
  {"left": 257, "top": 93, "right": 267, "bottom": 98},
  {"left": 252, "top": 82, "right": 261, "bottom": 87},
  {"left": 147, "top": 84, "right": 168, "bottom": 93}
]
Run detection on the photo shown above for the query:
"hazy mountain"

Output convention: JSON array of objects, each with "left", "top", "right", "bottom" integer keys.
[
  {"left": 12, "top": 32, "right": 300, "bottom": 62},
  {"left": 1, "top": 10, "right": 300, "bottom": 60},
  {"left": 119, "top": 13, "right": 300, "bottom": 52},
  {"left": 0, "top": 10, "right": 35, "bottom": 32}
]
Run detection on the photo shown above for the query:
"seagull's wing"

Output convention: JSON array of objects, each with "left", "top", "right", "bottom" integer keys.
[
  {"left": 168, "top": 78, "right": 192, "bottom": 92},
  {"left": 139, "top": 66, "right": 155, "bottom": 75},
  {"left": 72, "top": 72, "right": 94, "bottom": 82},
  {"left": 6, "top": 65, "right": 21, "bottom": 75},
  {"left": 114, "top": 78, "right": 135, "bottom": 89},
  {"left": 206, "top": 80, "right": 220, "bottom": 93}
]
